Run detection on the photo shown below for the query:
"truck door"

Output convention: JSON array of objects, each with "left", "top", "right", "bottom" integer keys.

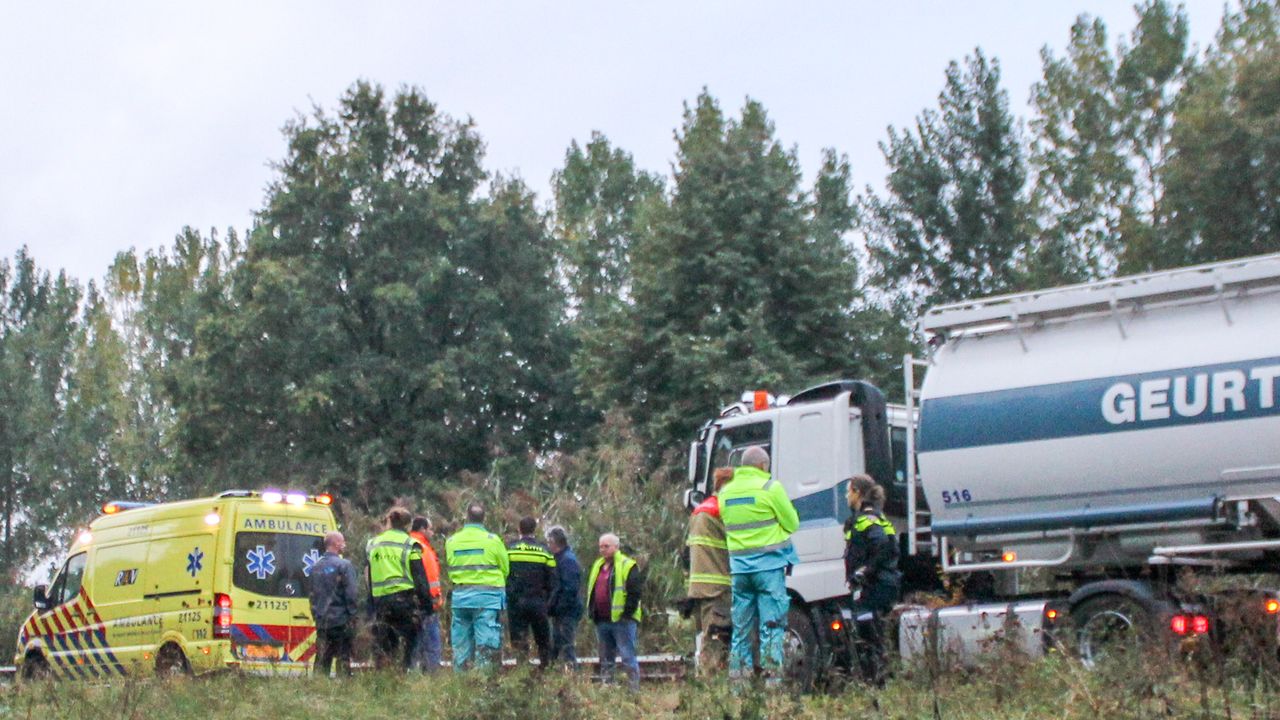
[{"left": 775, "top": 399, "right": 845, "bottom": 562}]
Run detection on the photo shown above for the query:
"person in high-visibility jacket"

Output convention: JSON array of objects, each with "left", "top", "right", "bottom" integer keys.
[
  {"left": 445, "top": 503, "right": 509, "bottom": 670},
  {"left": 587, "top": 533, "right": 643, "bottom": 690},
  {"left": 719, "top": 446, "right": 799, "bottom": 682},
  {"left": 365, "top": 507, "right": 433, "bottom": 670},
  {"left": 408, "top": 515, "right": 444, "bottom": 673},
  {"left": 844, "top": 474, "right": 901, "bottom": 687},
  {"left": 686, "top": 466, "right": 733, "bottom": 674}
]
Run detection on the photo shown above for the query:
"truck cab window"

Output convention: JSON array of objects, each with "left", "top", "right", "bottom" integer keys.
[
  {"left": 48, "top": 553, "right": 87, "bottom": 606},
  {"left": 711, "top": 421, "right": 773, "bottom": 470}
]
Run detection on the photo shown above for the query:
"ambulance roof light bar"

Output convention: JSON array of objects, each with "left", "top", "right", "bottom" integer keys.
[{"left": 101, "top": 501, "right": 155, "bottom": 515}]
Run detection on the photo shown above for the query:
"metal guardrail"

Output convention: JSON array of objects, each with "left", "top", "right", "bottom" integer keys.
[{"left": 1, "top": 665, "right": 15, "bottom": 680}]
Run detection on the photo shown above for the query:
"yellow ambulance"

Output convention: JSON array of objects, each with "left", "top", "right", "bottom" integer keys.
[{"left": 13, "top": 490, "right": 339, "bottom": 679}]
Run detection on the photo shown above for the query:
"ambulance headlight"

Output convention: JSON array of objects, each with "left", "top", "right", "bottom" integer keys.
[
  {"left": 204, "top": 512, "right": 221, "bottom": 526},
  {"left": 77, "top": 530, "right": 92, "bottom": 545}
]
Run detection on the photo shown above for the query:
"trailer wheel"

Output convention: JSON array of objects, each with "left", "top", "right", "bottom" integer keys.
[
  {"left": 1073, "top": 594, "right": 1151, "bottom": 668},
  {"left": 783, "top": 605, "right": 818, "bottom": 690},
  {"left": 155, "top": 643, "right": 191, "bottom": 678}
]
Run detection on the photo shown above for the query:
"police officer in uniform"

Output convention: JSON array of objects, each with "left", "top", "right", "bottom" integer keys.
[
  {"left": 506, "top": 516, "right": 559, "bottom": 668},
  {"left": 844, "top": 474, "right": 901, "bottom": 686},
  {"left": 366, "top": 507, "right": 432, "bottom": 670}
]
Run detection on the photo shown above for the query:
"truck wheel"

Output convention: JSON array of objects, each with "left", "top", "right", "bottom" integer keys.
[
  {"left": 20, "top": 653, "right": 51, "bottom": 682},
  {"left": 783, "top": 606, "right": 818, "bottom": 690},
  {"left": 155, "top": 644, "right": 191, "bottom": 678},
  {"left": 1073, "top": 595, "right": 1151, "bottom": 668}
]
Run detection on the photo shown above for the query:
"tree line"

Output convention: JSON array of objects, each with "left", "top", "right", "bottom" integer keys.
[{"left": 3, "top": 0, "right": 1277, "bottom": 578}]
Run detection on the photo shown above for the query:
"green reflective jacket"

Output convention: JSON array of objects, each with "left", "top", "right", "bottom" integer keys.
[
  {"left": 719, "top": 466, "right": 800, "bottom": 555},
  {"left": 366, "top": 528, "right": 423, "bottom": 598},
  {"left": 445, "top": 524, "right": 509, "bottom": 590}
]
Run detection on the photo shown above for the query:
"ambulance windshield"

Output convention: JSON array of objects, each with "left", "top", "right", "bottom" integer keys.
[{"left": 233, "top": 532, "right": 326, "bottom": 598}]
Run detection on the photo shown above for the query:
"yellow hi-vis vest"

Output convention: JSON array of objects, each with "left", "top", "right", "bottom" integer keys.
[
  {"left": 445, "top": 524, "right": 509, "bottom": 590},
  {"left": 587, "top": 552, "right": 642, "bottom": 622},
  {"left": 366, "top": 528, "right": 422, "bottom": 598}
]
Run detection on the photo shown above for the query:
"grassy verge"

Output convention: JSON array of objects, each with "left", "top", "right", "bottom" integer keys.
[{"left": 6, "top": 652, "right": 1280, "bottom": 720}]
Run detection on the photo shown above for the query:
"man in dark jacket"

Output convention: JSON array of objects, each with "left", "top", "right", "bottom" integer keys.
[
  {"left": 587, "top": 533, "right": 644, "bottom": 689},
  {"left": 309, "top": 531, "right": 359, "bottom": 677},
  {"left": 545, "top": 525, "right": 583, "bottom": 666},
  {"left": 506, "top": 516, "right": 559, "bottom": 668}
]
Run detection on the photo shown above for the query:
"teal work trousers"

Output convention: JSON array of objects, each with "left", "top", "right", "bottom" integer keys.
[
  {"left": 729, "top": 568, "right": 789, "bottom": 675},
  {"left": 451, "top": 607, "right": 501, "bottom": 670}
]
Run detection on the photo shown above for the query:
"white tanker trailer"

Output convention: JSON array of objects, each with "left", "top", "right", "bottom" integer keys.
[{"left": 684, "top": 252, "right": 1280, "bottom": 678}]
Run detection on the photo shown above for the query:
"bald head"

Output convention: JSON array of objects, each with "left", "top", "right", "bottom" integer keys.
[
  {"left": 324, "top": 531, "right": 346, "bottom": 555},
  {"left": 741, "top": 446, "right": 770, "bottom": 471}
]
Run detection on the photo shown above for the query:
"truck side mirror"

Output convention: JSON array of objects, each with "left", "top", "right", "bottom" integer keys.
[
  {"left": 33, "top": 584, "right": 49, "bottom": 611},
  {"left": 683, "top": 488, "right": 705, "bottom": 510}
]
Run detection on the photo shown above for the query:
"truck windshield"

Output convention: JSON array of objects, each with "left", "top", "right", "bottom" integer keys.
[
  {"left": 233, "top": 532, "right": 326, "bottom": 598},
  {"left": 711, "top": 421, "right": 773, "bottom": 470}
]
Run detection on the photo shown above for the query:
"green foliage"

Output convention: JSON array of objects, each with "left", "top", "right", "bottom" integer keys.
[
  {"left": 862, "top": 50, "right": 1033, "bottom": 313},
  {"left": 1161, "top": 0, "right": 1280, "bottom": 267},
  {"left": 609, "top": 92, "right": 864, "bottom": 449},
  {"left": 0, "top": 250, "right": 82, "bottom": 578},
  {"left": 181, "top": 82, "right": 576, "bottom": 509}
]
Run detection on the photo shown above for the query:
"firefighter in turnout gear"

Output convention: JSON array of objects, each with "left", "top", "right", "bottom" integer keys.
[
  {"left": 506, "top": 516, "right": 559, "bottom": 668},
  {"left": 844, "top": 474, "right": 901, "bottom": 687},
  {"left": 366, "top": 507, "right": 433, "bottom": 670},
  {"left": 445, "top": 503, "right": 509, "bottom": 670},
  {"left": 719, "top": 446, "right": 799, "bottom": 682},
  {"left": 686, "top": 467, "right": 733, "bottom": 673}
]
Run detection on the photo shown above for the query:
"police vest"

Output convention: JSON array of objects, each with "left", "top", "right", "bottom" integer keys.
[
  {"left": 366, "top": 529, "right": 421, "bottom": 598},
  {"left": 719, "top": 466, "right": 798, "bottom": 555},
  {"left": 445, "top": 524, "right": 508, "bottom": 590},
  {"left": 586, "top": 552, "right": 642, "bottom": 622},
  {"left": 845, "top": 511, "right": 897, "bottom": 541}
]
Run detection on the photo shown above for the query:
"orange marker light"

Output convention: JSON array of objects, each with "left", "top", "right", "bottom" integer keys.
[
  {"left": 830, "top": 620, "right": 843, "bottom": 632},
  {"left": 753, "top": 390, "right": 770, "bottom": 411},
  {"left": 1045, "top": 609, "right": 1059, "bottom": 621},
  {"left": 102, "top": 503, "right": 120, "bottom": 514},
  {"left": 1266, "top": 599, "right": 1280, "bottom": 614},
  {"left": 1002, "top": 551, "right": 1017, "bottom": 563},
  {"left": 316, "top": 493, "right": 333, "bottom": 506}
]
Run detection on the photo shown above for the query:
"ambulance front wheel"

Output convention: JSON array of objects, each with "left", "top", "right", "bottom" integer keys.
[
  {"left": 155, "top": 643, "right": 191, "bottom": 677},
  {"left": 19, "top": 652, "right": 51, "bottom": 682}
]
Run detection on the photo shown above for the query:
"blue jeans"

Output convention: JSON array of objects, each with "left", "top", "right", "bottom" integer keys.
[
  {"left": 451, "top": 607, "right": 501, "bottom": 670},
  {"left": 594, "top": 619, "right": 639, "bottom": 689},
  {"left": 412, "top": 613, "right": 442, "bottom": 673},
  {"left": 550, "top": 613, "right": 580, "bottom": 665},
  {"left": 729, "top": 568, "right": 789, "bottom": 676}
]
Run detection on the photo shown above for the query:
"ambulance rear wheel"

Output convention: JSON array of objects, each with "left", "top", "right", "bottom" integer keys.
[
  {"left": 155, "top": 643, "right": 191, "bottom": 678},
  {"left": 20, "top": 653, "right": 51, "bottom": 682}
]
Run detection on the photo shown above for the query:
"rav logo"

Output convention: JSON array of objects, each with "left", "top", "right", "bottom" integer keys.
[{"left": 115, "top": 568, "right": 138, "bottom": 586}]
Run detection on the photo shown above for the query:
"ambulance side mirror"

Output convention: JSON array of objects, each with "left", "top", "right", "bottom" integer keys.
[
  {"left": 32, "top": 584, "right": 49, "bottom": 611},
  {"left": 683, "top": 488, "right": 705, "bottom": 511}
]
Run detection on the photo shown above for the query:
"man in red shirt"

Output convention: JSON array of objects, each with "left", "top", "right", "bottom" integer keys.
[{"left": 587, "top": 532, "right": 644, "bottom": 689}]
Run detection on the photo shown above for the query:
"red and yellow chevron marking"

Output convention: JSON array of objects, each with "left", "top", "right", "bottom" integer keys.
[
  {"left": 20, "top": 588, "right": 124, "bottom": 678},
  {"left": 230, "top": 623, "right": 319, "bottom": 664}
]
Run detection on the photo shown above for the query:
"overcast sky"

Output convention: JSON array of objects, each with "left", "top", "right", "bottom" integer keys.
[{"left": 1, "top": 2, "right": 1227, "bottom": 285}]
